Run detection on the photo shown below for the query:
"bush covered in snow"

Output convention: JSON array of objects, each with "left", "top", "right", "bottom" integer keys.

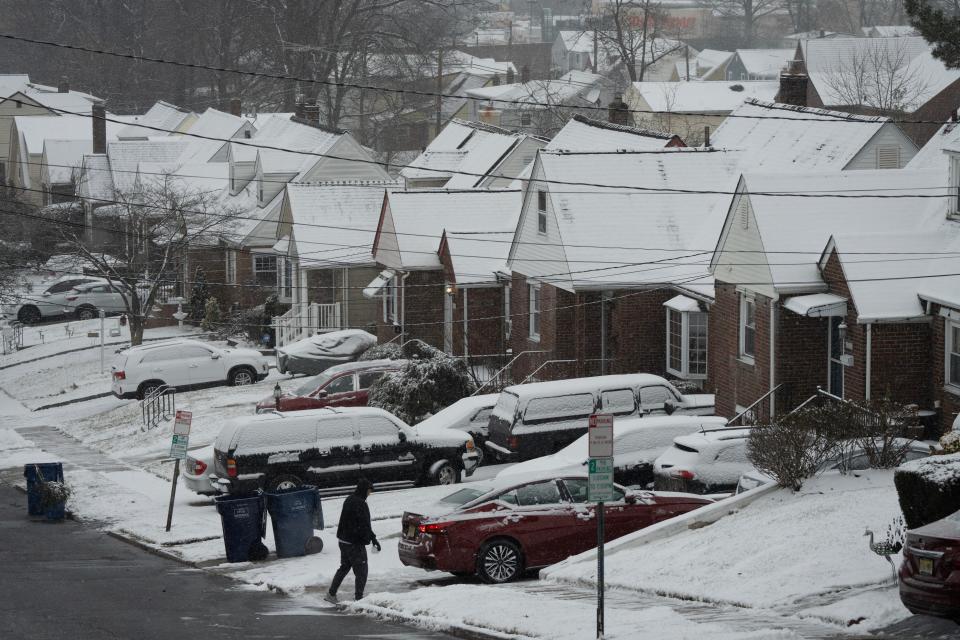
[
  {"left": 366, "top": 340, "right": 476, "bottom": 424},
  {"left": 358, "top": 342, "right": 403, "bottom": 362},
  {"left": 895, "top": 453, "right": 960, "bottom": 528},
  {"left": 200, "top": 297, "right": 221, "bottom": 331},
  {"left": 747, "top": 414, "right": 837, "bottom": 491}
]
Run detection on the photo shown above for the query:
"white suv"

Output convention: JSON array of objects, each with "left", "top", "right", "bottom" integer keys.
[
  {"left": 64, "top": 281, "right": 128, "bottom": 320},
  {"left": 111, "top": 339, "right": 270, "bottom": 399},
  {"left": 3, "top": 275, "right": 106, "bottom": 323}
]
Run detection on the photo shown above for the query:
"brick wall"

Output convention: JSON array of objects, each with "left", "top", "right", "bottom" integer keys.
[
  {"left": 510, "top": 274, "right": 577, "bottom": 382},
  {"left": 375, "top": 270, "right": 446, "bottom": 349},
  {"left": 775, "top": 308, "right": 828, "bottom": 407},
  {"left": 903, "top": 77, "right": 960, "bottom": 148},
  {"left": 186, "top": 246, "right": 257, "bottom": 310},
  {"left": 608, "top": 289, "right": 674, "bottom": 377},
  {"left": 931, "top": 306, "right": 960, "bottom": 429},
  {"left": 452, "top": 286, "right": 507, "bottom": 358}
]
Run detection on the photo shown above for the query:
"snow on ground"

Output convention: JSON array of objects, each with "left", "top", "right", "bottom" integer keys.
[
  {"left": 354, "top": 585, "right": 801, "bottom": 640},
  {"left": 798, "top": 588, "right": 908, "bottom": 631},
  {"left": 545, "top": 470, "right": 911, "bottom": 628}
]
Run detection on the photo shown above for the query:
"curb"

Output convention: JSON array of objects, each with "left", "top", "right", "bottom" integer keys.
[
  {"left": 351, "top": 602, "right": 529, "bottom": 640},
  {"left": 33, "top": 392, "right": 113, "bottom": 411},
  {"left": 106, "top": 530, "right": 206, "bottom": 569},
  {"left": 1, "top": 332, "right": 218, "bottom": 371}
]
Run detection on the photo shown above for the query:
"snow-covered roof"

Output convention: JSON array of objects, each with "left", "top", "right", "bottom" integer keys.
[
  {"left": 15, "top": 89, "right": 98, "bottom": 114},
  {"left": 546, "top": 114, "right": 681, "bottom": 151},
  {"left": 630, "top": 81, "right": 779, "bottom": 112},
  {"left": 0, "top": 74, "right": 32, "bottom": 97},
  {"left": 504, "top": 373, "right": 679, "bottom": 400},
  {"left": 732, "top": 49, "right": 794, "bottom": 77},
  {"left": 136, "top": 161, "right": 229, "bottom": 196},
  {"left": 466, "top": 70, "right": 608, "bottom": 108},
  {"left": 77, "top": 154, "right": 112, "bottom": 202},
  {"left": 865, "top": 25, "right": 918, "bottom": 37},
  {"left": 41, "top": 139, "right": 92, "bottom": 184},
  {"left": 102, "top": 138, "right": 192, "bottom": 194},
  {"left": 824, "top": 230, "right": 960, "bottom": 322},
  {"left": 711, "top": 99, "right": 892, "bottom": 170},
  {"left": 177, "top": 108, "right": 250, "bottom": 162},
  {"left": 442, "top": 230, "right": 514, "bottom": 285},
  {"left": 117, "top": 101, "right": 193, "bottom": 139},
  {"left": 243, "top": 116, "right": 344, "bottom": 176},
  {"left": 907, "top": 122, "right": 960, "bottom": 173},
  {"left": 284, "top": 181, "right": 398, "bottom": 268},
  {"left": 14, "top": 115, "right": 124, "bottom": 155},
  {"left": 734, "top": 169, "right": 949, "bottom": 291},
  {"left": 379, "top": 189, "right": 522, "bottom": 270},
  {"left": 516, "top": 149, "right": 743, "bottom": 292}
]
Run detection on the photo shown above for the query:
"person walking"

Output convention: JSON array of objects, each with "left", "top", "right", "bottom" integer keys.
[{"left": 325, "top": 478, "right": 380, "bottom": 604}]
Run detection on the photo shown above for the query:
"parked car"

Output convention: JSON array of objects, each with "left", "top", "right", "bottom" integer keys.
[
  {"left": 63, "top": 281, "right": 128, "bottom": 319},
  {"left": 413, "top": 394, "right": 500, "bottom": 465},
  {"left": 211, "top": 407, "right": 480, "bottom": 495},
  {"left": 398, "top": 473, "right": 711, "bottom": 583},
  {"left": 2, "top": 275, "right": 106, "bottom": 323},
  {"left": 276, "top": 329, "right": 377, "bottom": 376},
  {"left": 900, "top": 508, "right": 960, "bottom": 623},
  {"left": 182, "top": 445, "right": 217, "bottom": 496},
  {"left": 653, "top": 427, "right": 753, "bottom": 494},
  {"left": 111, "top": 339, "right": 270, "bottom": 400},
  {"left": 255, "top": 359, "right": 406, "bottom": 413},
  {"left": 498, "top": 415, "right": 729, "bottom": 487},
  {"left": 485, "top": 374, "right": 715, "bottom": 463}
]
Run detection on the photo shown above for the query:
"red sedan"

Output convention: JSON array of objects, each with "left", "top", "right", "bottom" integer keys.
[
  {"left": 900, "top": 508, "right": 960, "bottom": 623},
  {"left": 255, "top": 359, "right": 404, "bottom": 414},
  {"left": 398, "top": 474, "right": 711, "bottom": 583}
]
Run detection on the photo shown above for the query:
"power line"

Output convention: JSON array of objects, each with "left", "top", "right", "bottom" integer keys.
[{"left": 1, "top": 31, "right": 955, "bottom": 126}]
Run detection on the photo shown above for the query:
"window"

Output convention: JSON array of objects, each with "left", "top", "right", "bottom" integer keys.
[
  {"left": 528, "top": 284, "right": 541, "bottom": 340},
  {"left": 504, "top": 282, "right": 512, "bottom": 339},
  {"left": 252, "top": 254, "right": 277, "bottom": 287},
  {"left": 948, "top": 321, "right": 960, "bottom": 389},
  {"left": 140, "top": 348, "right": 177, "bottom": 363},
  {"left": 640, "top": 385, "right": 677, "bottom": 413},
  {"left": 739, "top": 293, "right": 756, "bottom": 362},
  {"left": 600, "top": 388, "right": 636, "bottom": 415},
  {"left": 282, "top": 258, "right": 293, "bottom": 298},
  {"left": 469, "top": 408, "right": 493, "bottom": 429},
  {"left": 524, "top": 393, "right": 595, "bottom": 422},
  {"left": 562, "top": 478, "right": 590, "bottom": 503},
  {"left": 359, "top": 371, "right": 386, "bottom": 390},
  {"left": 521, "top": 112, "right": 532, "bottom": 126},
  {"left": 321, "top": 375, "right": 355, "bottom": 394},
  {"left": 537, "top": 190, "right": 547, "bottom": 234},
  {"left": 497, "top": 490, "right": 519, "bottom": 505},
  {"left": 356, "top": 416, "right": 398, "bottom": 439},
  {"left": 225, "top": 250, "right": 237, "bottom": 284},
  {"left": 180, "top": 345, "right": 215, "bottom": 359},
  {"left": 952, "top": 157, "right": 960, "bottom": 216},
  {"left": 383, "top": 276, "right": 399, "bottom": 324},
  {"left": 666, "top": 308, "right": 708, "bottom": 379},
  {"left": 515, "top": 481, "right": 562, "bottom": 506}
]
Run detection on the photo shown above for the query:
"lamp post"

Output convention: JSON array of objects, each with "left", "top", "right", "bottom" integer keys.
[{"left": 273, "top": 382, "right": 283, "bottom": 411}]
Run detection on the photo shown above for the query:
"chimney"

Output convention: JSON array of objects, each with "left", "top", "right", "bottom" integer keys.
[
  {"left": 607, "top": 94, "right": 629, "bottom": 126},
  {"left": 294, "top": 100, "right": 306, "bottom": 120},
  {"left": 704, "top": 126, "right": 711, "bottom": 147},
  {"left": 229, "top": 98, "right": 242, "bottom": 117},
  {"left": 775, "top": 58, "right": 808, "bottom": 107},
  {"left": 303, "top": 101, "right": 320, "bottom": 125},
  {"left": 92, "top": 102, "right": 106, "bottom": 154},
  {"left": 506, "top": 67, "right": 515, "bottom": 84},
  {"left": 57, "top": 76, "right": 69, "bottom": 93},
  {"left": 521, "top": 65, "right": 530, "bottom": 84}
]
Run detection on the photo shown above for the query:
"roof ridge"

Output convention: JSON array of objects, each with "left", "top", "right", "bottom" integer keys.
[
  {"left": 743, "top": 98, "right": 888, "bottom": 122},
  {"left": 543, "top": 147, "right": 730, "bottom": 156},
  {"left": 569, "top": 113, "right": 674, "bottom": 139},
  {"left": 449, "top": 117, "right": 516, "bottom": 136}
]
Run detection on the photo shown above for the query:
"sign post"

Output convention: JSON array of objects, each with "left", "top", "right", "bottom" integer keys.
[
  {"left": 587, "top": 413, "right": 614, "bottom": 640},
  {"left": 165, "top": 409, "right": 192, "bottom": 532}
]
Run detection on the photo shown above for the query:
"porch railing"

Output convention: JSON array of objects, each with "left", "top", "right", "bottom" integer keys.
[
  {"left": 273, "top": 302, "right": 343, "bottom": 347},
  {"left": 141, "top": 385, "right": 175, "bottom": 431}
]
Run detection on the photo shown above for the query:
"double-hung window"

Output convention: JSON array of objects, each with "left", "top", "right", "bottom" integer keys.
[
  {"left": 537, "top": 190, "right": 547, "bottom": 234},
  {"left": 666, "top": 308, "right": 708, "bottom": 379},
  {"left": 383, "top": 277, "right": 399, "bottom": 324},
  {"left": 739, "top": 293, "right": 756, "bottom": 363},
  {"left": 528, "top": 283, "right": 541, "bottom": 341},
  {"left": 948, "top": 320, "right": 960, "bottom": 390},
  {"left": 225, "top": 250, "right": 237, "bottom": 284},
  {"left": 252, "top": 254, "right": 278, "bottom": 287}
]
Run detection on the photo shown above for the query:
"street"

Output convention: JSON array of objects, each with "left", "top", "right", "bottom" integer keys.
[{"left": 0, "top": 484, "right": 452, "bottom": 640}]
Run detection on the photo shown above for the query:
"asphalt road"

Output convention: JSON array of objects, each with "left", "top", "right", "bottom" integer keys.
[{"left": 0, "top": 485, "right": 451, "bottom": 640}]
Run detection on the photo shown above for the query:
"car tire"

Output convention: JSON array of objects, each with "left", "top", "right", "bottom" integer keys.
[
  {"left": 477, "top": 539, "right": 523, "bottom": 584},
  {"left": 17, "top": 306, "right": 40, "bottom": 324},
  {"left": 266, "top": 473, "right": 303, "bottom": 492},
  {"left": 229, "top": 366, "right": 256, "bottom": 387},
  {"left": 432, "top": 461, "right": 460, "bottom": 486},
  {"left": 137, "top": 380, "right": 164, "bottom": 400},
  {"left": 75, "top": 306, "right": 98, "bottom": 321}
]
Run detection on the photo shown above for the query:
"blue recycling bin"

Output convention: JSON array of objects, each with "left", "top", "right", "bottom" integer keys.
[
  {"left": 24, "top": 463, "right": 64, "bottom": 517},
  {"left": 266, "top": 486, "right": 323, "bottom": 558},
  {"left": 214, "top": 493, "right": 267, "bottom": 563}
]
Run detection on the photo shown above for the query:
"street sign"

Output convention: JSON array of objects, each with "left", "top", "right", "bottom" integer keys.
[
  {"left": 173, "top": 410, "right": 193, "bottom": 436},
  {"left": 588, "top": 413, "right": 614, "bottom": 458},
  {"left": 166, "top": 409, "right": 192, "bottom": 532},
  {"left": 588, "top": 457, "right": 615, "bottom": 502}
]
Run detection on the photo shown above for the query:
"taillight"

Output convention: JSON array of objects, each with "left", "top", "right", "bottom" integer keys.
[
  {"left": 226, "top": 458, "right": 237, "bottom": 478},
  {"left": 112, "top": 371, "right": 125, "bottom": 380},
  {"left": 418, "top": 522, "right": 451, "bottom": 535},
  {"left": 193, "top": 460, "right": 207, "bottom": 475},
  {"left": 670, "top": 469, "right": 696, "bottom": 480},
  {"left": 465, "top": 438, "right": 475, "bottom": 451},
  {"left": 508, "top": 436, "right": 520, "bottom": 450}
]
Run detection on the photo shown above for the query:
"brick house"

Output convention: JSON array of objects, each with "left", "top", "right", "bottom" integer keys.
[
  {"left": 708, "top": 165, "right": 956, "bottom": 429},
  {"left": 368, "top": 189, "right": 521, "bottom": 353}
]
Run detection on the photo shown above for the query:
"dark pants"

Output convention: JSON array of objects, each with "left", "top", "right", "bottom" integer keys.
[{"left": 329, "top": 542, "right": 368, "bottom": 599}]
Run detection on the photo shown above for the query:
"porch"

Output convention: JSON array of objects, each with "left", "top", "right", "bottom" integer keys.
[{"left": 273, "top": 302, "right": 343, "bottom": 347}]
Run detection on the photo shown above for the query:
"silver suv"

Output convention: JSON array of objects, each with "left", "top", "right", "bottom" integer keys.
[{"left": 3, "top": 276, "right": 105, "bottom": 323}]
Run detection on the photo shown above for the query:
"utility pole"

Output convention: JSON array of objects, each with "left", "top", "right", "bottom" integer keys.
[
  {"left": 435, "top": 49, "right": 443, "bottom": 138},
  {"left": 592, "top": 17, "right": 599, "bottom": 74},
  {"left": 685, "top": 44, "right": 690, "bottom": 81}
]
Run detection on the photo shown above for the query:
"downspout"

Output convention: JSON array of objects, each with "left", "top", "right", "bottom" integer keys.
[
  {"left": 769, "top": 302, "right": 776, "bottom": 418},
  {"left": 865, "top": 323, "right": 872, "bottom": 401},
  {"left": 342, "top": 267, "right": 349, "bottom": 329},
  {"left": 400, "top": 272, "right": 409, "bottom": 342},
  {"left": 463, "top": 288, "right": 469, "bottom": 357}
]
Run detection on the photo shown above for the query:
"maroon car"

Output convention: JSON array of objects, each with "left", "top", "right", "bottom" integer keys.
[
  {"left": 398, "top": 474, "right": 711, "bottom": 583},
  {"left": 900, "top": 508, "right": 960, "bottom": 623},
  {"left": 255, "top": 359, "right": 405, "bottom": 414}
]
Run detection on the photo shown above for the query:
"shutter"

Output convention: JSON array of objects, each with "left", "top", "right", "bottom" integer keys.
[
  {"left": 738, "top": 198, "right": 750, "bottom": 229},
  {"left": 876, "top": 146, "right": 900, "bottom": 169}
]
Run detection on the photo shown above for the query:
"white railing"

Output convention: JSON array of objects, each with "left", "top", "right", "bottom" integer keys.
[
  {"left": 273, "top": 302, "right": 342, "bottom": 347},
  {"left": 308, "top": 302, "right": 342, "bottom": 333}
]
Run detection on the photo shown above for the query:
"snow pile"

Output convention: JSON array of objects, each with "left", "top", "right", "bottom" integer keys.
[
  {"left": 0, "top": 428, "right": 59, "bottom": 469},
  {"left": 897, "top": 452, "right": 960, "bottom": 484},
  {"left": 545, "top": 470, "right": 910, "bottom": 627},
  {"left": 355, "top": 585, "right": 800, "bottom": 640}
]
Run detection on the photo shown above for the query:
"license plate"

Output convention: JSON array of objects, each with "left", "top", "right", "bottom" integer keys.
[
  {"left": 918, "top": 557, "right": 934, "bottom": 575},
  {"left": 405, "top": 524, "right": 416, "bottom": 538}
]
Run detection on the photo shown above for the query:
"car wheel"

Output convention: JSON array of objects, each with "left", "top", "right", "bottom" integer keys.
[
  {"left": 230, "top": 367, "right": 256, "bottom": 386},
  {"left": 17, "top": 306, "right": 40, "bottom": 324},
  {"left": 433, "top": 462, "right": 459, "bottom": 486},
  {"left": 137, "top": 381, "right": 164, "bottom": 400},
  {"left": 477, "top": 539, "right": 523, "bottom": 584},
  {"left": 267, "top": 474, "right": 303, "bottom": 492},
  {"left": 76, "top": 306, "right": 97, "bottom": 321}
]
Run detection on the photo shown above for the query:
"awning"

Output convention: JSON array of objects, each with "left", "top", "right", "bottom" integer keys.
[
  {"left": 272, "top": 235, "right": 290, "bottom": 255},
  {"left": 363, "top": 269, "right": 395, "bottom": 299},
  {"left": 663, "top": 294, "right": 701, "bottom": 313},
  {"left": 784, "top": 293, "right": 847, "bottom": 318}
]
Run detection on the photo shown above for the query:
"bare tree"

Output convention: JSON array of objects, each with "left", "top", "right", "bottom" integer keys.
[
  {"left": 821, "top": 39, "right": 930, "bottom": 112},
  {"left": 699, "top": 0, "right": 786, "bottom": 47},
  {"left": 582, "top": 0, "right": 680, "bottom": 83}
]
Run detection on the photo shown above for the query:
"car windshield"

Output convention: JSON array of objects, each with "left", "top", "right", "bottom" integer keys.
[
  {"left": 294, "top": 373, "right": 332, "bottom": 396},
  {"left": 947, "top": 508, "right": 960, "bottom": 523},
  {"left": 439, "top": 487, "right": 489, "bottom": 506},
  {"left": 492, "top": 392, "right": 519, "bottom": 420}
]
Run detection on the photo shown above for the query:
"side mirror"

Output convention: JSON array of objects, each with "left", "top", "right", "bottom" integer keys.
[
  {"left": 210, "top": 353, "right": 221, "bottom": 360},
  {"left": 398, "top": 430, "right": 407, "bottom": 443},
  {"left": 41, "top": 291, "right": 51, "bottom": 297},
  {"left": 664, "top": 400, "right": 677, "bottom": 415},
  {"left": 317, "top": 390, "right": 328, "bottom": 399},
  {"left": 625, "top": 493, "right": 637, "bottom": 504}
]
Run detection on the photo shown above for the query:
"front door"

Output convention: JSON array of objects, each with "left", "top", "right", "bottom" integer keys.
[
  {"left": 307, "top": 416, "right": 361, "bottom": 492},
  {"left": 443, "top": 292, "right": 454, "bottom": 353},
  {"left": 180, "top": 344, "right": 226, "bottom": 386},
  {"left": 828, "top": 317, "right": 844, "bottom": 397}
]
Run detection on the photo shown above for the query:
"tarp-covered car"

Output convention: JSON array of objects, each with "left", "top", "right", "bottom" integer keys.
[{"left": 276, "top": 329, "right": 377, "bottom": 376}]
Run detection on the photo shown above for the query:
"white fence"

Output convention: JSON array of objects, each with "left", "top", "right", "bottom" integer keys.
[{"left": 273, "top": 302, "right": 342, "bottom": 347}]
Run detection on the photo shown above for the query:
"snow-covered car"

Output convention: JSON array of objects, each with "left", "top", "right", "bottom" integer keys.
[
  {"left": 2, "top": 275, "right": 107, "bottom": 323},
  {"left": 255, "top": 359, "right": 406, "bottom": 413},
  {"left": 210, "top": 407, "right": 480, "bottom": 494},
  {"left": 63, "top": 281, "right": 128, "bottom": 319},
  {"left": 182, "top": 445, "right": 217, "bottom": 496},
  {"left": 111, "top": 339, "right": 270, "bottom": 399},
  {"left": 485, "top": 374, "right": 715, "bottom": 462},
  {"left": 413, "top": 394, "right": 500, "bottom": 465},
  {"left": 653, "top": 427, "right": 754, "bottom": 494},
  {"left": 276, "top": 329, "right": 377, "bottom": 376},
  {"left": 499, "top": 415, "right": 729, "bottom": 487}
]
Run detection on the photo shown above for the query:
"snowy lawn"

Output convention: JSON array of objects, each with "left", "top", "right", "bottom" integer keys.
[
  {"left": 353, "top": 585, "right": 801, "bottom": 640},
  {"left": 544, "top": 470, "right": 911, "bottom": 628}
]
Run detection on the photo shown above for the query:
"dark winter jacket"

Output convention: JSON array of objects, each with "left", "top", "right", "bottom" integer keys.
[{"left": 336, "top": 483, "right": 376, "bottom": 546}]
